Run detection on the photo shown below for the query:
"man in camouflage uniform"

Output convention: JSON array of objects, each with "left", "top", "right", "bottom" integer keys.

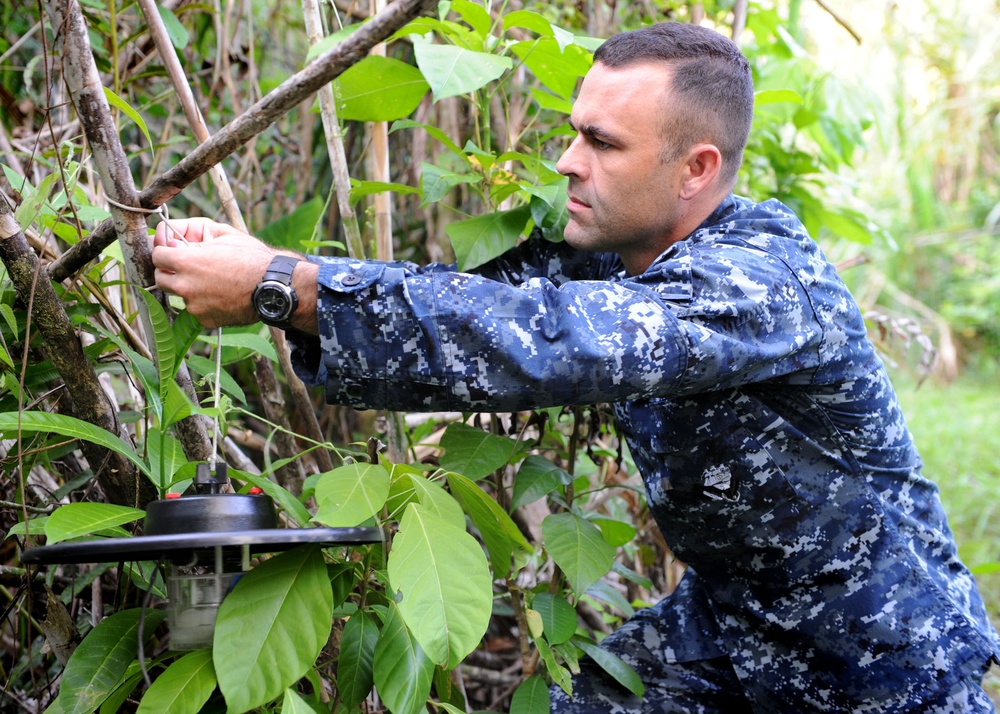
[{"left": 152, "top": 21, "right": 998, "bottom": 714}]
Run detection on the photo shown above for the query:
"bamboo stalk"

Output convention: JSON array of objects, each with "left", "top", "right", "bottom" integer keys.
[{"left": 47, "top": 0, "right": 435, "bottom": 283}]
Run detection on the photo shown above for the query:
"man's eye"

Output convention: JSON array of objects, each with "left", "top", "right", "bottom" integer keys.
[{"left": 593, "top": 138, "right": 612, "bottom": 150}]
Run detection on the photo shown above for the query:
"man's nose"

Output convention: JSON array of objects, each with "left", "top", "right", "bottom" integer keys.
[{"left": 556, "top": 135, "right": 584, "bottom": 178}]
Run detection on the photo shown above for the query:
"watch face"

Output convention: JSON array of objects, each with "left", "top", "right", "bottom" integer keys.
[{"left": 254, "top": 284, "right": 294, "bottom": 321}]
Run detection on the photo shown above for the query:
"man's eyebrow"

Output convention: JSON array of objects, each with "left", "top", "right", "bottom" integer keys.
[{"left": 568, "top": 120, "right": 622, "bottom": 145}]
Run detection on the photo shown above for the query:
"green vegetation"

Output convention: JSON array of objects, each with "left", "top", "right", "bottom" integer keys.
[{"left": 0, "top": 0, "right": 997, "bottom": 711}]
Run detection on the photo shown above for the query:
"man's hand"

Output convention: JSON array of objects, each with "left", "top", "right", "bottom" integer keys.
[{"left": 152, "top": 218, "right": 319, "bottom": 333}]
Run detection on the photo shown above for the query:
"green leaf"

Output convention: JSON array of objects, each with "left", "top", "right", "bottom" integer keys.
[
  {"left": 541, "top": 512, "right": 615, "bottom": 596},
  {"left": 420, "top": 162, "right": 480, "bottom": 206},
  {"left": 156, "top": 5, "right": 189, "bottom": 49},
  {"left": 171, "top": 309, "right": 204, "bottom": 367},
  {"left": 446, "top": 470, "right": 531, "bottom": 575},
  {"left": 510, "top": 675, "right": 550, "bottom": 714},
  {"left": 54, "top": 608, "right": 166, "bottom": 714},
  {"left": 305, "top": 23, "right": 362, "bottom": 62},
  {"left": 450, "top": 0, "right": 493, "bottom": 38},
  {"left": 349, "top": 179, "right": 420, "bottom": 207},
  {"left": 392, "top": 468, "right": 465, "bottom": 529},
  {"left": 586, "top": 579, "right": 634, "bottom": 617},
  {"left": 387, "top": 503, "right": 492, "bottom": 668},
  {"left": 438, "top": 422, "right": 518, "bottom": 480},
  {"left": 373, "top": 602, "right": 434, "bottom": 714},
  {"left": 413, "top": 39, "right": 512, "bottom": 101},
  {"left": 15, "top": 172, "right": 59, "bottom": 228},
  {"left": 103, "top": 87, "right": 153, "bottom": 152},
  {"left": 281, "top": 688, "right": 316, "bottom": 714},
  {"left": 333, "top": 56, "right": 429, "bottom": 121},
  {"left": 187, "top": 354, "right": 247, "bottom": 406},
  {"left": 256, "top": 196, "right": 324, "bottom": 251},
  {"left": 198, "top": 331, "right": 278, "bottom": 363},
  {"left": 512, "top": 455, "right": 571, "bottom": 509},
  {"left": 146, "top": 428, "right": 187, "bottom": 493},
  {"left": 503, "top": 10, "right": 555, "bottom": 38},
  {"left": 390, "top": 119, "right": 463, "bottom": 156},
  {"left": 754, "top": 88, "right": 803, "bottom": 106},
  {"left": 313, "top": 463, "right": 390, "bottom": 527},
  {"left": 446, "top": 205, "right": 532, "bottom": 272},
  {"left": 535, "top": 636, "right": 572, "bottom": 694},
  {"left": 571, "top": 636, "right": 645, "bottom": 697},
  {"left": 337, "top": 610, "right": 379, "bottom": 708},
  {"left": 0, "top": 411, "right": 151, "bottom": 476},
  {"left": 530, "top": 593, "right": 577, "bottom": 645},
  {"left": 44, "top": 503, "right": 144, "bottom": 544},
  {"left": 136, "top": 649, "right": 215, "bottom": 714},
  {"left": 137, "top": 288, "right": 175, "bottom": 411},
  {"left": 592, "top": 517, "right": 636, "bottom": 548},
  {"left": 214, "top": 546, "right": 333, "bottom": 713},
  {"left": 233, "top": 469, "right": 312, "bottom": 527},
  {"left": 510, "top": 39, "right": 592, "bottom": 100}
]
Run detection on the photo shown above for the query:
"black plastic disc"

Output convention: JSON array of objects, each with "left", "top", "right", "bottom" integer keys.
[{"left": 19, "top": 527, "right": 386, "bottom": 565}]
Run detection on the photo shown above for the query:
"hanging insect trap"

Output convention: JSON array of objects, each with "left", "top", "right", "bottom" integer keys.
[{"left": 20, "top": 461, "right": 384, "bottom": 650}]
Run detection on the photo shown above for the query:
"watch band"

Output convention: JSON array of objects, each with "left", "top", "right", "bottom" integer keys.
[{"left": 261, "top": 254, "right": 300, "bottom": 285}]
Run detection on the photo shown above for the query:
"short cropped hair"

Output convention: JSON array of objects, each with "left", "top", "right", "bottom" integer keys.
[{"left": 594, "top": 22, "right": 754, "bottom": 187}]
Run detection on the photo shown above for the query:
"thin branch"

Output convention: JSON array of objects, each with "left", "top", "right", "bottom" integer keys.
[
  {"left": 813, "top": 0, "right": 863, "bottom": 45},
  {"left": 47, "top": 0, "right": 436, "bottom": 283}
]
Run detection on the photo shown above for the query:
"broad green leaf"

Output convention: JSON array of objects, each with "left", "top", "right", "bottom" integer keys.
[
  {"left": 387, "top": 503, "right": 492, "bottom": 668},
  {"left": 373, "top": 603, "right": 434, "bottom": 714},
  {"left": 0, "top": 341, "right": 14, "bottom": 370},
  {"left": 450, "top": 0, "right": 493, "bottom": 38},
  {"left": 349, "top": 179, "right": 420, "bottom": 206},
  {"left": 305, "top": 23, "right": 362, "bottom": 62},
  {"left": 531, "top": 593, "right": 576, "bottom": 645},
  {"left": 156, "top": 5, "right": 189, "bottom": 49},
  {"left": 420, "top": 162, "right": 480, "bottom": 206},
  {"left": 333, "top": 56, "right": 429, "bottom": 121},
  {"left": 446, "top": 205, "right": 532, "bottom": 272},
  {"left": 6, "top": 516, "right": 47, "bottom": 539},
  {"left": 571, "top": 637, "right": 645, "bottom": 697},
  {"left": 446, "top": 470, "right": 531, "bottom": 575},
  {"left": 137, "top": 288, "right": 175, "bottom": 411},
  {"left": 99, "top": 663, "right": 145, "bottom": 714},
  {"left": 413, "top": 40, "right": 512, "bottom": 101},
  {"left": 529, "top": 86, "right": 573, "bottom": 114},
  {"left": 0, "top": 303, "right": 18, "bottom": 340},
  {"left": 44, "top": 502, "right": 144, "bottom": 544},
  {"left": 214, "top": 546, "right": 333, "bottom": 712},
  {"left": 393, "top": 465, "right": 465, "bottom": 528},
  {"left": 390, "top": 119, "right": 463, "bottom": 155},
  {"left": 586, "top": 579, "right": 634, "bottom": 617},
  {"left": 198, "top": 331, "right": 278, "bottom": 363},
  {"left": 146, "top": 428, "right": 187, "bottom": 493},
  {"left": 171, "top": 309, "right": 204, "bottom": 368},
  {"left": 187, "top": 354, "right": 247, "bottom": 406},
  {"left": 541, "top": 512, "right": 615, "bottom": 596},
  {"left": 53, "top": 608, "right": 166, "bottom": 714},
  {"left": 257, "top": 196, "right": 324, "bottom": 251},
  {"left": 281, "top": 688, "right": 316, "bottom": 714},
  {"left": 510, "top": 675, "right": 550, "bottom": 714},
  {"left": 103, "top": 87, "right": 153, "bottom": 152},
  {"left": 593, "top": 517, "right": 636, "bottom": 548},
  {"left": 535, "top": 636, "right": 572, "bottom": 694},
  {"left": 438, "top": 422, "right": 518, "bottom": 480},
  {"left": 337, "top": 610, "right": 379, "bottom": 708},
  {"left": 233, "top": 469, "right": 312, "bottom": 527},
  {"left": 313, "top": 463, "right": 390, "bottom": 527},
  {"left": 503, "top": 10, "right": 555, "bottom": 37},
  {"left": 510, "top": 39, "right": 592, "bottom": 100},
  {"left": 755, "top": 88, "right": 803, "bottom": 106},
  {"left": 15, "top": 172, "right": 59, "bottom": 228},
  {"left": 136, "top": 649, "right": 215, "bottom": 714},
  {"left": 512, "top": 455, "right": 571, "bottom": 510}
]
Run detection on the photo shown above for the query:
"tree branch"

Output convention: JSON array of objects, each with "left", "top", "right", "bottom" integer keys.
[{"left": 47, "top": 0, "right": 435, "bottom": 283}]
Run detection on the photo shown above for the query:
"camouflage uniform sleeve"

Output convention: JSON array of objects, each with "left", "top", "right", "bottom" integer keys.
[{"left": 286, "top": 231, "right": 830, "bottom": 413}]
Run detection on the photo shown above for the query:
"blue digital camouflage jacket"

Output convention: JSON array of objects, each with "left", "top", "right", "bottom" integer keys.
[{"left": 289, "top": 194, "right": 999, "bottom": 711}]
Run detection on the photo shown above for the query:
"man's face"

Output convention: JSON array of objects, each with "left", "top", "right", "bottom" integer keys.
[{"left": 556, "top": 62, "right": 686, "bottom": 275}]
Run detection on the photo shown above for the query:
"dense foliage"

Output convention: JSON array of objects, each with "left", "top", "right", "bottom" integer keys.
[{"left": 1, "top": 0, "right": 996, "bottom": 712}]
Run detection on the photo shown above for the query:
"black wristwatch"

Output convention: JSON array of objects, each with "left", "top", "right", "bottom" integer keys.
[{"left": 251, "top": 255, "right": 300, "bottom": 328}]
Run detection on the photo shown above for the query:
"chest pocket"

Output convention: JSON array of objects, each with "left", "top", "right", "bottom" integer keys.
[{"left": 624, "top": 395, "right": 803, "bottom": 569}]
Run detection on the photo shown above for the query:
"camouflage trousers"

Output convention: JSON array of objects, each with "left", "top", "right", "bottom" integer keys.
[{"left": 549, "top": 593, "right": 997, "bottom": 714}]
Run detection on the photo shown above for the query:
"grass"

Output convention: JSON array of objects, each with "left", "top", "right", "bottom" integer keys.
[{"left": 894, "top": 373, "right": 1000, "bottom": 703}]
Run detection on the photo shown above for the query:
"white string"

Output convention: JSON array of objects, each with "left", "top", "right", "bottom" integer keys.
[{"left": 105, "top": 195, "right": 223, "bottom": 470}]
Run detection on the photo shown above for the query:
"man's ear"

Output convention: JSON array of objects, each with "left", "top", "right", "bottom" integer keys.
[{"left": 679, "top": 143, "right": 723, "bottom": 200}]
